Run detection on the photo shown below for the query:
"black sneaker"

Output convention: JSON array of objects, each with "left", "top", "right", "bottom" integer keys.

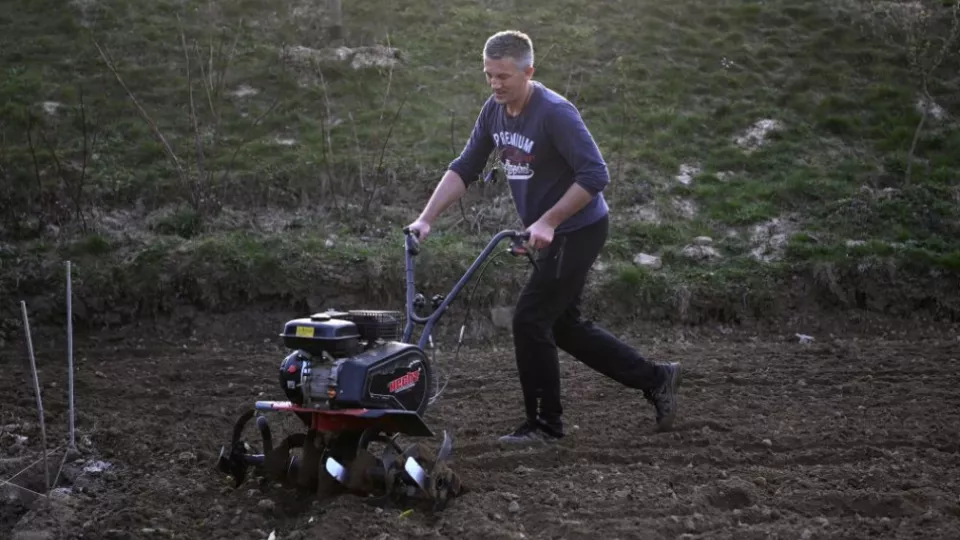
[
  {"left": 644, "top": 362, "right": 681, "bottom": 431},
  {"left": 497, "top": 419, "right": 562, "bottom": 446}
]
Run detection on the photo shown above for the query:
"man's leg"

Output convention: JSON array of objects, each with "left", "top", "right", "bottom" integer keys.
[
  {"left": 500, "top": 216, "right": 634, "bottom": 442},
  {"left": 500, "top": 218, "right": 612, "bottom": 443},
  {"left": 503, "top": 240, "right": 583, "bottom": 443},
  {"left": 500, "top": 216, "right": 681, "bottom": 444},
  {"left": 553, "top": 296, "right": 681, "bottom": 431},
  {"left": 548, "top": 216, "right": 679, "bottom": 430}
]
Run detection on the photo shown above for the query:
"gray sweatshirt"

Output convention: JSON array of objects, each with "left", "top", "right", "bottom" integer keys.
[{"left": 448, "top": 81, "right": 610, "bottom": 234}]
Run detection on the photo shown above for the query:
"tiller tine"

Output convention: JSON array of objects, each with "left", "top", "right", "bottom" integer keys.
[
  {"left": 297, "top": 429, "right": 326, "bottom": 493},
  {"left": 408, "top": 430, "right": 463, "bottom": 509},
  {"left": 324, "top": 455, "right": 348, "bottom": 484},
  {"left": 343, "top": 448, "right": 384, "bottom": 493},
  {"left": 217, "top": 411, "right": 274, "bottom": 487},
  {"left": 368, "top": 430, "right": 464, "bottom": 509},
  {"left": 322, "top": 434, "right": 399, "bottom": 497},
  {"left": 264, "top": 433, "right": 306, "bottom": 484},
  {"left": 217, "top": 411, "right": 309, "bottom": 488}
]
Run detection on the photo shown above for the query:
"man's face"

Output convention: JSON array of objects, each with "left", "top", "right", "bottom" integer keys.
[{"left": 484, "top": 56, "right": 534, "bottom": 105}]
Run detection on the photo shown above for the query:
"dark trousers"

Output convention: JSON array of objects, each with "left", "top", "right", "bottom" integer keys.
[{"left": 512, "top": 215, "right": 663, "bottom": 436}]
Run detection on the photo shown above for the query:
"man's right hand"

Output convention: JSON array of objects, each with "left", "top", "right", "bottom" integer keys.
[
  {"left": 405, "top": 171, "right": 468, "bottom": 242},
  {"left": 405, "top": 219, "right": 432, "bottom": 241}
]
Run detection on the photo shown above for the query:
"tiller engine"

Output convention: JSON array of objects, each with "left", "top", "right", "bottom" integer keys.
[{"left": 216, "top": 227, "right": 533, "bottom": 510}]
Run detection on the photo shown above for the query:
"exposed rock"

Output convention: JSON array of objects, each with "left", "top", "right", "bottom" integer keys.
[
  {"left": 675, "top": 163, "right": 701, "bottom": 185},
  {"left": 693, "top": 236, "right": 713, "bottom": 246},
  {"left": 671, "top": 197, "right": 698, "bottom": 220},
  {"left": 749, "top": 217, "right": 797, "bottom": 262},
  {"left": 680, "top": 244, "right": 722, "bottom": 261},
  {"left": 916, "top": 95, "right": 947, "bottom": 121},
  {"left": 281, "top": 44, "right": 403, "bottom": 74},
  {"left": 633, "top": 253, "right": 662, "bottom": 269},
  {"left": 229, "top": 85, "right": 258, "bottom": 98},
  {"left": 41, "top": 102, "right": 61, "bottom": 115},
  {"left": 735, "top": 119, "right": 783, "bottom": 153}
]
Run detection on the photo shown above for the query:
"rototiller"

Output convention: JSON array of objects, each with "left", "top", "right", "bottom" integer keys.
[{"left": 216, "top": 227, "right": 534, "bottom": 509}]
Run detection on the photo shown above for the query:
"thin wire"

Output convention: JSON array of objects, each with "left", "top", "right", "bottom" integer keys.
[
  {"left": 0, "top": 479, "right": 49, "bottom": 499},
  {"left": 50, "top": 448, "right": 72, "bottom": 489},
  {"left": 428, "top": 248, "right": 513, "bottom": 405},
  {"left": 0, "top": 444, "right": 65, "bottom": 486}
]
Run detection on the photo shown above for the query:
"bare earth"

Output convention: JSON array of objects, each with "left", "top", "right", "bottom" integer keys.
[{"left": 2, "top": 313, "right": 959, "bottom": 540}]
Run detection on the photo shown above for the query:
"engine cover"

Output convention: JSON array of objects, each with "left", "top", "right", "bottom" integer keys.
[
  {"left": 331, "top": 341, "right": 430, "bottom": 415},
  {"left": 280, "top": 314, "right": 360, "bottom": 358},
  {"left": 279, "top": 341, "right": 431, "bottom": 416}
]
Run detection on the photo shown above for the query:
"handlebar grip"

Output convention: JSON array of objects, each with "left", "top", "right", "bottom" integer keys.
[{"left": 403, "top": 227, "right": 421, "bottom": 255}]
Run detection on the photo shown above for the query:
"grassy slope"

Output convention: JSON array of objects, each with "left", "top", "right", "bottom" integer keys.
[{"left": 2, "top": 0, "right": 960, "bottom": 337}]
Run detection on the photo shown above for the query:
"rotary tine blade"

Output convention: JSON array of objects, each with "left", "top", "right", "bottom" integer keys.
[
  {"left": 432, "top": 430, "right": 453, "bottom": 473},
  {"left": 427, "top": 430, "right": 463, "bottom": 509}
]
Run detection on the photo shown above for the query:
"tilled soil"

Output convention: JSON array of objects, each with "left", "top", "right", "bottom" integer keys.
[{"left": 2, "top": 317, "right": 960, "bottom": 539}]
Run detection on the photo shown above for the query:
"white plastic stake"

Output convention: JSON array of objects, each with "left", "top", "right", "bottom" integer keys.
[
  {"left": 66, "top": 261, "right": 76, "bottom": 450},
  {"left": 21, "top": 301, "right": 50, "bottom": 495}
]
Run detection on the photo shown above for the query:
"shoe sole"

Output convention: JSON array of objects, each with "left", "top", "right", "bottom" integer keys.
[{"left": 656, "top": 362, "right": 681, "bottom": 432}]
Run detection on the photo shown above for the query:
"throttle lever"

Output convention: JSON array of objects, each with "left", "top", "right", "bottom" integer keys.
[{"left": 508, "top": 237, "right": 540, "bottom": 273}]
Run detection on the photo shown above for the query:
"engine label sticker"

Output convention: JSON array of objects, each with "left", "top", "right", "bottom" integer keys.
[
  {"left": 388, "top": 368, "right": 421, "bottom": 394},
  {"left": 295, "top": 326, "right": 315, "bottom": 338}
]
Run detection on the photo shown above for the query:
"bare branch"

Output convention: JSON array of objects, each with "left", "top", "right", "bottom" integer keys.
[
  {"left": 349, "top": 112, "right": 366, "bottom": 192},
  {"left": 854, "top": 0, "right": 960, "bottom": 184},
  {"left": 25, "top": 115, "right": 44, "bottom": 227},
  {"left": 178, "top": 13, "right": 207, "bottom": 212},
  {"left": 92, "top": 37, "right": 186, "bottom": 183},
  {"left": 75, "top": 82, "right": 91, "bottom": 231},
  {"left": 365, "top": 91, "right": 409, "bottom": 214},
  {"left": 217, "top": 98, "right": 281, "bottom": 189},
  {"left": 315, "top": 67, "right": 340, "bottom": 210}
]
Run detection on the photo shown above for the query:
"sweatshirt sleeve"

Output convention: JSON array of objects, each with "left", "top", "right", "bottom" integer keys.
[
  {"left": 448, "top": 99, "right": 495, "bottom": 187},
  {"left": 545, "top": 101, "right": 610, "bottom": 196}
]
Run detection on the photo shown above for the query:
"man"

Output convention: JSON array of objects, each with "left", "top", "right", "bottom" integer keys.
[{"left": 405, "top": 30, "right": 681, "bottom": 444}]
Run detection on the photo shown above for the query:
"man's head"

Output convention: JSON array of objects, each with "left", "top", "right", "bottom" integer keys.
[{"left": 483, "top": 30, "right": 535, "bottom": 106}]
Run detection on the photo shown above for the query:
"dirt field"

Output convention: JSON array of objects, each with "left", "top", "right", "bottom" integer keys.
[{"left": 3, "top": 312, "right": 960, "bottom": 540}]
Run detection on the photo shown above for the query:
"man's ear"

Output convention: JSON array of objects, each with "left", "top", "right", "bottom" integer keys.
[{"left": 525, "top": 65, "right": 536, "bottom": 79}]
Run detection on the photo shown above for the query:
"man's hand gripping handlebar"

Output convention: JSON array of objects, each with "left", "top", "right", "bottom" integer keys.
[
  {"left": 402, "top": 226, "right": 537, "bottom": 271},
  {"left": 505, "top": 233, "right": 539, "bottom": 272}
]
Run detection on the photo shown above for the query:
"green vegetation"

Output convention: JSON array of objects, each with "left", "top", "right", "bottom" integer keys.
[{"left": 3, "top": 0, "right": 960, "bottom": 338}]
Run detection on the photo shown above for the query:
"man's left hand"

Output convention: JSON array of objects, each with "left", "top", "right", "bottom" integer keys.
[{"left": 526, "top": 220, "right": 555, "bottom": 250}]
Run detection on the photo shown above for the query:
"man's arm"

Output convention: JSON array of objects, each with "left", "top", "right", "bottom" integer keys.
[
  {"left": 416, "top": 169, "right": 468, "bottom": 223},
  {"left": 538, "top": 183, "right": 595, "bottom": 229},
  {"left": 447, "top": 100, "right": 495, "bottom": 191},
  {"left": 538, "top": 100, "right": 610, "bottom": 228}
]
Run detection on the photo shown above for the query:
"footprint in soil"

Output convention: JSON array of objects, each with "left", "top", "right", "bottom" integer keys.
[{"left": 673, "top": 419, "right": 732, "bottom": 432}]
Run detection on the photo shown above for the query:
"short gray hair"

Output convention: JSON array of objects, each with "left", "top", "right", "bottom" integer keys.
[{"left": 483, "top": 30, "right": 534, "bottom": 70}]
